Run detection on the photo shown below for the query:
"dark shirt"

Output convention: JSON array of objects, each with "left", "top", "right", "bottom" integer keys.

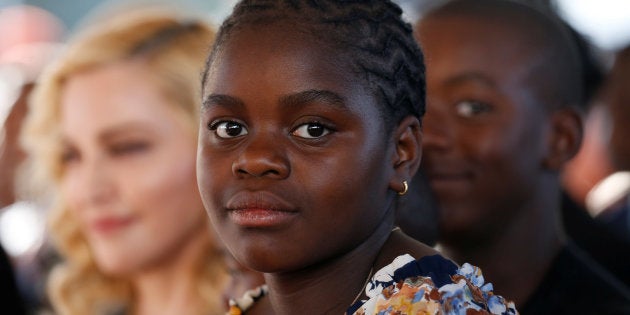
[
  {"left": 520, "top": 244, "right": 630, "bottom": 315},
  {"left": 562, "top": 192, "right": 630, "bottom": 285},
  {"left": 0, "top": 244, "right": 27, "bottom": 315},
  {"left": 597, "top": 197, "right": 630, "bottom": 243}
]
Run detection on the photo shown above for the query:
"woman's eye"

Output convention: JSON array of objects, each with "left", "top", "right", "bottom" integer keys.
[
  {"left": 212, "top": 121, "right": 248, "bottom": 139},
  {"left": 292, "top": 123, "right": 330, "bottom": 139},
  {"left": 110, "top": 142, "right": 149, "bottom": 155},
  {"left": 455, "top": 100, "right": 492, "bottom": 118},
  {"left": 60, "top": 148, "right": 79, "bottom": 165}
]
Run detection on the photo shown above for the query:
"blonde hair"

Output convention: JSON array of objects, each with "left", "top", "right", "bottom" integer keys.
[{"left": 21, "top": 9, "right": 224, "bottom": 315}]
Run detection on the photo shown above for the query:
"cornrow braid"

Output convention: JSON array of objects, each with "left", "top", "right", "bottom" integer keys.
[{"left": 202, "top": 0, "right": 425, "bottom": 129}]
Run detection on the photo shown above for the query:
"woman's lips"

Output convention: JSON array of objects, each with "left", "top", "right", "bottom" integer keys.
[
  {"left": 226, "top": 191, "right": 298, "bottom": 228},
  {"left": 91, "top": 216, "right": 135, "bottom": 234}
]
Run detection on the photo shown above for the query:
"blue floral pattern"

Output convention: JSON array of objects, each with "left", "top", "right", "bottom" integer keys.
[{"left": 347, "top": 254, "right": 518, "bottom": 315}]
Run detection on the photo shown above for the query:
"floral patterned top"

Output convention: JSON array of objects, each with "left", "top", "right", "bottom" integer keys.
[
  {"left": 227, "top": 254, "right": 517, "bottom": 315},
  {"left": 347, "top": 254, "right": 518, "bottom": 315}
]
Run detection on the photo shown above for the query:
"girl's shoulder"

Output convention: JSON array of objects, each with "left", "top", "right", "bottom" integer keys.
[{"left": 347, "top": 254, "right": 518, "bottom": 315}]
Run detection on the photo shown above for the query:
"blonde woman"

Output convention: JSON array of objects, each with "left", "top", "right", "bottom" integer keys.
[{"left": 21, "top": 9, "right": 226, "bottom": 315}]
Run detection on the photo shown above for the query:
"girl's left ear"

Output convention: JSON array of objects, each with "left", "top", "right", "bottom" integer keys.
[
  {"left": 389, "top": 116, "right": 422, "bottom": 193},
  {"left": 542, "top": 107, "right": 583, "bottom": 170}
]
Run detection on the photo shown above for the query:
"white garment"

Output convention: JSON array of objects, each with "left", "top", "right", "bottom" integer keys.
[{"left": 585, "top": 171, "right": 630, "bottom": 217}]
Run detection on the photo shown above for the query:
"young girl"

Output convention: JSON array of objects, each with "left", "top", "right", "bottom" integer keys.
[
  {"left": 21, "top": 10, "right": 226, "bottom": 315},
  {"left": 197, "top": 1, "right": 517, "bottom": 314}
]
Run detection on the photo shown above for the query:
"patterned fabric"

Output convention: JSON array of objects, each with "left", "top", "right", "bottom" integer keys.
[
  {"left": 347, "top": 254, "right": 518, "bottom": 315},
  {"left": 227, "top": 285, "right": 268, "bottom": 315},
  {"left": 225, "top": 255, "right": 517, "bottom": 315}
]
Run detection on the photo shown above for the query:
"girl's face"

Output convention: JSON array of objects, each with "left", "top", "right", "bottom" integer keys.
[
  {"left": 198, "top": 23, "right": 396, "bottom": 273},
  {"left": 60, "top": 60, "right": 209, "bottom": 276}
]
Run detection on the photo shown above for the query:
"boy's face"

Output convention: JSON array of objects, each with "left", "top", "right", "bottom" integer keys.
[
  {"left": 416, "top": 15, "right": 552, "bottom": 242},
  {"left": 198, "top": 22, "right": 395, "bottom": 272}
]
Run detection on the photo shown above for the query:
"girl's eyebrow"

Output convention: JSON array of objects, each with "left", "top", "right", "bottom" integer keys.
[
  {"left": 278, "top": 89, "right": 348, "bottom": 111},
  {"left": 202, "top": 94, "right": 245, "bottom": 111},
  {"left": 202, "top": 89, "right": 349, "bottom": 111}
]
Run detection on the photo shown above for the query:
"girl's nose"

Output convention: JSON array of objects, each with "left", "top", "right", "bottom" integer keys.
[{"left": 232, "top": 131, "right": 290, "bottom": 179}]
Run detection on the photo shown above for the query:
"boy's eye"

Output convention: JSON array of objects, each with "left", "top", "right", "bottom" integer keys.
[
  {"left": 212, "top": 121, "right": 248, "bottom": 139},
  {"left": 292, "top": 123, "right": 330, "bottom": 139},
  {"left": 455, "top": 100, "right": 492, "bottom": 118}
]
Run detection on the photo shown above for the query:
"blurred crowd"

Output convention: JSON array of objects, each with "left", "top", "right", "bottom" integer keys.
[{"left": 0, "top": 0, "right": 629, "bottom": 314}]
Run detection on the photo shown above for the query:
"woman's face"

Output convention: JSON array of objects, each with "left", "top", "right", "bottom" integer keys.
[
  {"left": 60, "top": 60, "right": 209, "bottom": 276},
  {"left": 198, "top": 23, "right": 396, "bottom": 273}
]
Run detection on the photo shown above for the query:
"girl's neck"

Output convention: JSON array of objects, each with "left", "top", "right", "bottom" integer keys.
[
  {"left": 262, "top": 218, "right": 395, "bottom": 315},
  {"left": 131, "top": 231, "right": 211, "bottom": 315}
]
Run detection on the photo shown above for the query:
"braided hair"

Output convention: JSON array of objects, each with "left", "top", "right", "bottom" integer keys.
[{"left": 202, "top": 0, "right": 425, "bottom": 129}]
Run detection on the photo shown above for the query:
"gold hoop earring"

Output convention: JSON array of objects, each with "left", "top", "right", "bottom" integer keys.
[{"left": 398, "top": 180, "right": 408, "bottom": 196}]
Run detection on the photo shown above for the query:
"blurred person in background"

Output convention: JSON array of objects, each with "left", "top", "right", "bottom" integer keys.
[
  {"left": 415, "top": 0, "right": 630, "bottom": 313},
  {"left": 20, "top": 8, "right": 227, "bottom": 315},
  {"left": 0, "top": 4, "right": 66, "bottom": 313},
  {"left": 562, "top": 103, "right": 615, "bottom": 211},
  {"left": 560, "top": 30, "right": 630, "bottom": 286},
  {"left": 588, "top": 44, "right": 630, "bottom": 242}
]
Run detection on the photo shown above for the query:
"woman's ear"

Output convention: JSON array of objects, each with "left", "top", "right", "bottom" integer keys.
[
  {"left": 543, "top": 107, "right": 583, "bottom": 171},
  {"left": 388, "top": 116, "right": 422, "bottom": 193}
]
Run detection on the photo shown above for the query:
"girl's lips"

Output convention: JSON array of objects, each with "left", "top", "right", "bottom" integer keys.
[
  {"left": 228, "top": 208, "right": 298, "bottom": 228},
  {"left": 226, "top": 191, "right": 298, "bottom": 228}
]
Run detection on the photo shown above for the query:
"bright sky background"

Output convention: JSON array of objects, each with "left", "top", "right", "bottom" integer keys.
[{"left": 556, "top": 0, "right": 630, "bottom": 51}]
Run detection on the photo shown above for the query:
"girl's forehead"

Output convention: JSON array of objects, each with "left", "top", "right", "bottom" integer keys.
[
  {"left": 207, "top": 23, "right": 356, "bottom": 91},
  {"left": 224, "top": 20, "right": 330, "bottom": 55},
  {"left": 202, "top": 26, "right": 386, "bottom": 126}
]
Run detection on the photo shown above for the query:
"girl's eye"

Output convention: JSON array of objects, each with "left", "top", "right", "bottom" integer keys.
[
  {"left": 211, "top": 121, "right": 248, "bottom": 139},
  {"left": 455, "top": 100, "right": 492, "bottom": 118},
  {"left": 292, "top": 122, "right": 330, "bottom": 139}
]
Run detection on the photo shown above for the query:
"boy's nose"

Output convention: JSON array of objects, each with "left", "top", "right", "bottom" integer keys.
[{"left": 422, "top": 108, "right": 453, "bottom": 151}]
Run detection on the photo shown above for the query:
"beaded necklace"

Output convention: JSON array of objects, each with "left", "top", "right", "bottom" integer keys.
[{"left": 227, "top": 285, "right": 269, "bottom": 315}]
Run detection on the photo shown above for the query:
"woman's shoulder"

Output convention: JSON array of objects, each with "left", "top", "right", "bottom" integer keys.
[{"left": 348, "top": 254, "right": 518, "bottom": 315}]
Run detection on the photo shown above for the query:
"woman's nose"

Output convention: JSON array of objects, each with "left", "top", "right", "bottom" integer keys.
[{"left": 70, "top": 156, "right": 116, "bottom": 207}]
